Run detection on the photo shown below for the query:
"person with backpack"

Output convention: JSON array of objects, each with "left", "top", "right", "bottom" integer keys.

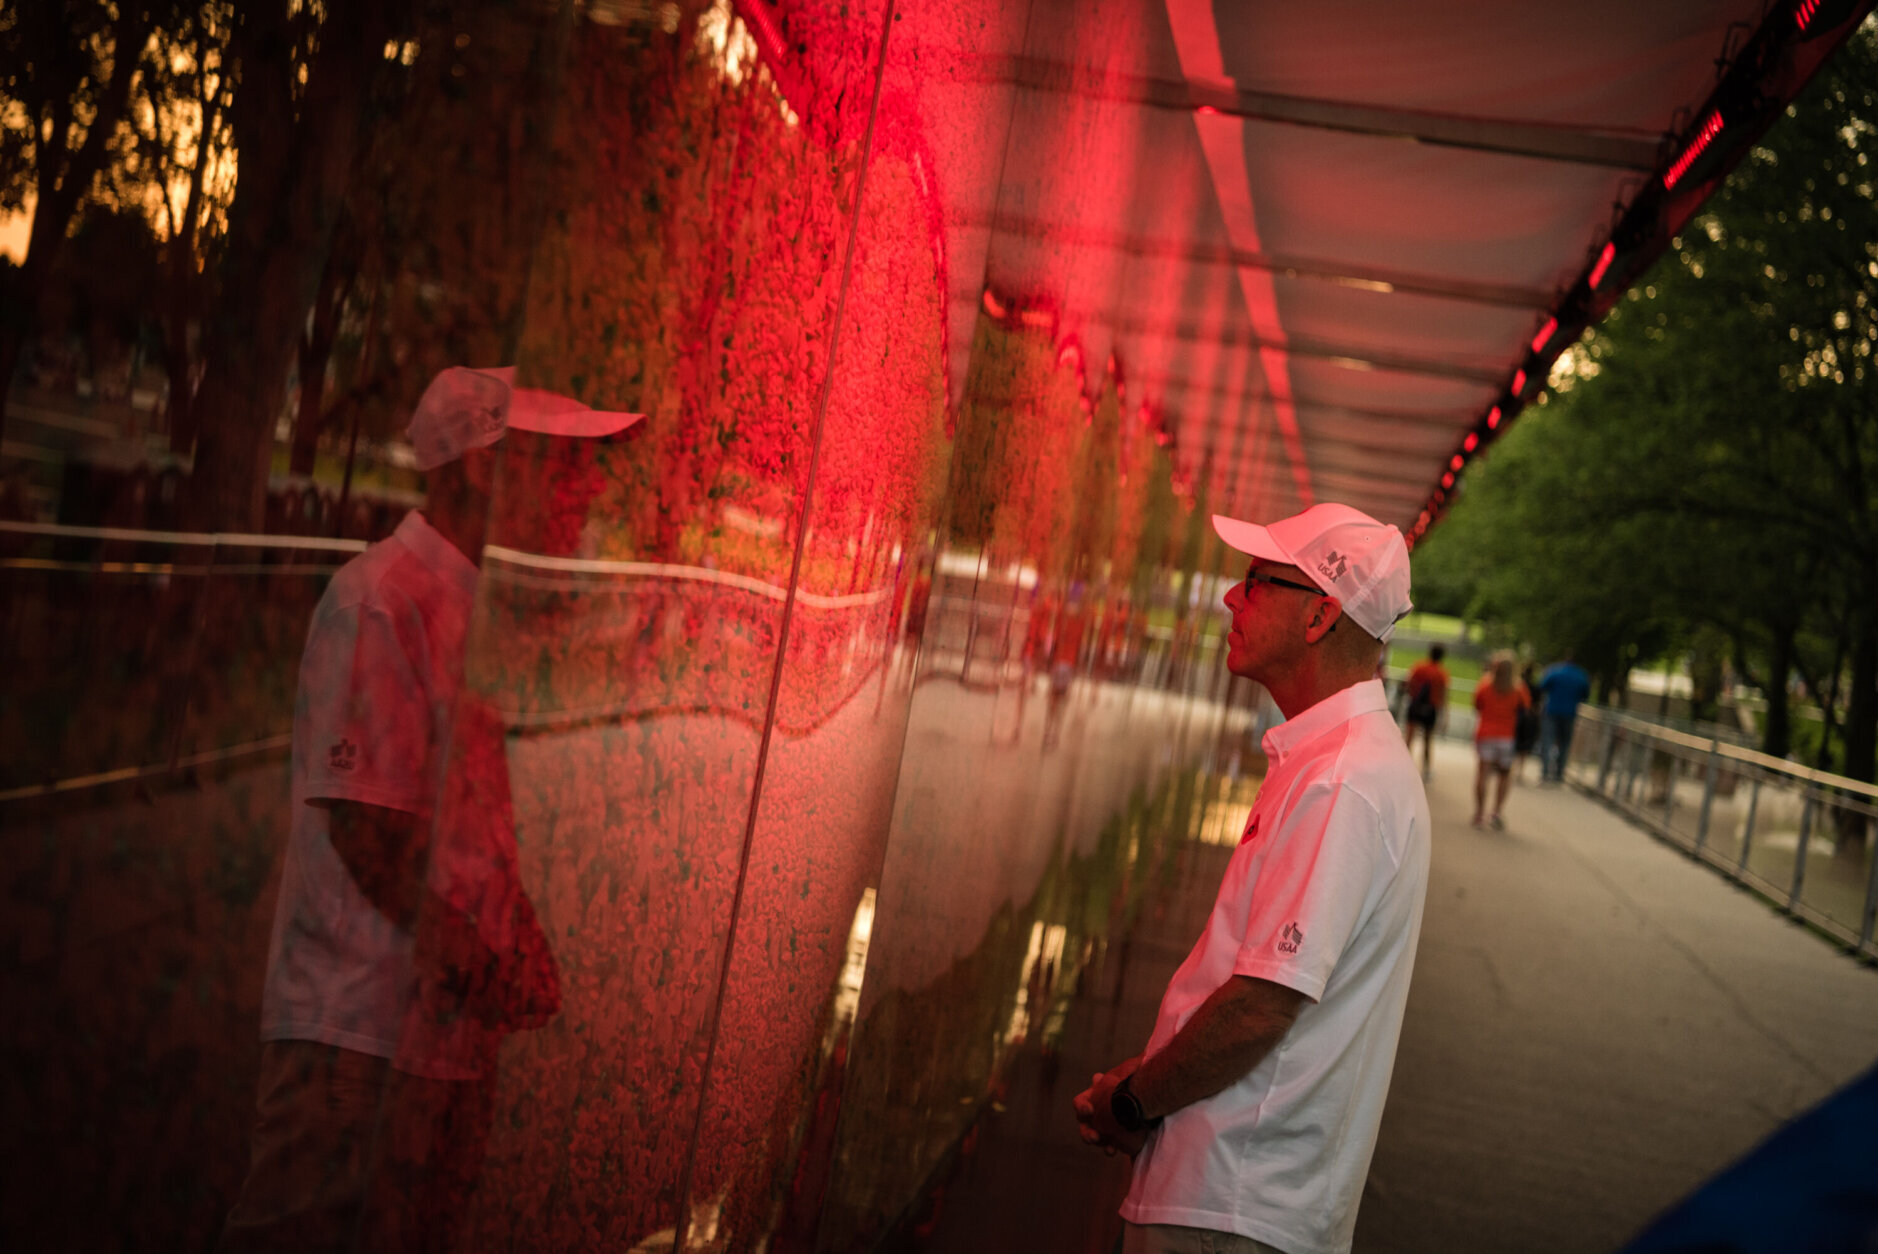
[{"left": 1402, "top": 643, "right": 1449, "bottom": 780}]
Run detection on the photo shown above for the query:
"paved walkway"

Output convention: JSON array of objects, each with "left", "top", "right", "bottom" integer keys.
[{"left": 888, "top": 737, "right": 1878, "bottom": 1254}]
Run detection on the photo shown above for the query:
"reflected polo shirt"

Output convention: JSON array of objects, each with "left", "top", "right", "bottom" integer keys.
[
  {"left": 258, "top": 511, "right": 485, "bottom": 1078},
  {"left": 1121, "top": 679, "right": 1431, "bottom": 1254}
]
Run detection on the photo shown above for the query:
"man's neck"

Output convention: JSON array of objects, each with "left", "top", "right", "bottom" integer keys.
[
  {"left": 422, "top": 503, "right": 485, "bottom": 567},
  {"left": 1265, "top": 661, "right": 1378, "bottom": 721}
]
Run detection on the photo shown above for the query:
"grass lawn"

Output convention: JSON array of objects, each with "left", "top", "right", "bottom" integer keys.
[
  {"left": 1396, "top": 611, "right": 1484, "bottom": 642},
  {"left": 1388, "top": 644, "right": 1483, "bottom": 686}
]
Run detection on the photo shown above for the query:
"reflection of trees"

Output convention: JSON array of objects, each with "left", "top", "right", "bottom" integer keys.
[
  {"left": 0, "top": 0, "right": 161, "bottom": 437},
  {"left": 948, "top": 310, "right": 1190, "bottom": 600},
  {"left": 7, "top": 2, "right": 573, "bottom": 527},
  {"left": 521, "top": 23, "right": 851, "bottom": 563},
  {"left": 117, "top": 1, "right": 237, "bottom": 454},
  {"left": 511, "top": 17, "right": 951, "bottom": 598}
]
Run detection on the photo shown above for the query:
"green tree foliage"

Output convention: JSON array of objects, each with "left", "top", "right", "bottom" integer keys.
[{"left": 1416, "top": 23, "right": 1878, "bottom": 790}]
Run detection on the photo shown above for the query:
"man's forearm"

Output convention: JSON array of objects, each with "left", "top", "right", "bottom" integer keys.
[
  {"left": 1128, "top": 976, "right": 1304, "bottom": 1120},
  {"left": 322, "top": 799, "right": 429, "bottom": 928}
]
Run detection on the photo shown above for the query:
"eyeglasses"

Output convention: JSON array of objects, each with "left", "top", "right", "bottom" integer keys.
[{"left": 1243, "top": 566, "right": 1326, "bottom": 599}]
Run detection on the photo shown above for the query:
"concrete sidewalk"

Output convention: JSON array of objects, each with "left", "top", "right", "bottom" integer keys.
[
  {"left": 889, "top": 736, "right": 1878, "bottom": 1254},
  {"left": 1358, "top": 738, "right": 1878, "bottom": 1251}
]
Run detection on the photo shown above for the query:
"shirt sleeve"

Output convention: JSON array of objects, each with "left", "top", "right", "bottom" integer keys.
[
  {"left": 1232, "top": 782, "right": 1387, "bottom": 1002},
  {"left": 298, "top": 598, "right": 436, "bottom": 814}
]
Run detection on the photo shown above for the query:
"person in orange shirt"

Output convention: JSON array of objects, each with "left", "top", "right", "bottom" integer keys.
[
  {"left": 1401, "top": 644, "right": 1449, "bottom": 780},
  {"left": 1472, "top": 652, "right": 1531, "bottom": 830}
]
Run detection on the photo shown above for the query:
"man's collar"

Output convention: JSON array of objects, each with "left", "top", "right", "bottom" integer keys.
[
  {"left": 395, "top": 510, "right": 478, "bottom": 599},
  {"left": 1261, "top": 678, "right": 1389, "bottom": 765}
]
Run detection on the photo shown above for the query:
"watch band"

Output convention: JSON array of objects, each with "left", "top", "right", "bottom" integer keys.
[{"left": 1110, "top": 1074, "right": 1149, "bottom": 1133}]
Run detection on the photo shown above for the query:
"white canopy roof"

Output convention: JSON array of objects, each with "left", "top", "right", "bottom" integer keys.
[{"left": 860, "top": 0, "right": 1870, "bottom": 533}]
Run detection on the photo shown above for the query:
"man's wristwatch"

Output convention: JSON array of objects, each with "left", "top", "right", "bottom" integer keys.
[{"left": 1110, "top": 1074, "right": 1154, "bottom": 1133}]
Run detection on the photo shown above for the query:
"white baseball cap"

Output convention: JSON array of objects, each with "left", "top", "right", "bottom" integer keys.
[
  {"left": 1213, "top": 503, "right": 1413, "bottom": 642},
  {"left": 408, "top": 365, "right": 644, "bottom": 470}
]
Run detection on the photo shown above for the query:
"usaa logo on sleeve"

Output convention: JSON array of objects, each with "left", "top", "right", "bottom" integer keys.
[
  {"left": 329, "top": 739, "right": 358, "bottom": 772},
  {"left": 1278, "top": 921, "right": 1304, "bottom": 955}
]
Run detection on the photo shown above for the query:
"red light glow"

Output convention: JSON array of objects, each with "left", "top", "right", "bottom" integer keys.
[
  {"left": 1449, "top": 454, "right": 1464, "bottom": 471},
  {"left": 982, "top": 289, "right": 1008, "bottom": 319},
  {"left": 1663, "top": 111, "right": 1724, "bottom": 191},
  {"left": 1530, "top": 318, "right": 1557, "bottom": 355},
  {"left": 1487, "top": 406, "right": 1502, "bottom": 429},
  {"left": 1796, "top": 0, "right": 1823, "bottom": 30},
  {"left": 1195, "top": 105, "right": 1219, "bottom": 117},
  {"left": 1441, "top": 472, "right": 1455, "bottom": 489},
  {"left": 1510, "top": 369, "right": 1527, "bottom": 396},
  {"left": 1589, "top": 242, "right": 1616, "bottom": 289},
  {"left": 1463, "top": 432, "right": 1478, "bottom": 452}
]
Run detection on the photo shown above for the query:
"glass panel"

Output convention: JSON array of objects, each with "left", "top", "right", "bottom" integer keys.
[
  {"left": 1737, "top": 778, "right": 1805, "bottom": 900},
  {"left": 362, "top": 2, "right": 903, "bottom": 1249},
  {"left": 806, "top": 0, "right": 1268, "bottom": 1246},
  {"left": 1794, "top": 791, "right": 1878, "bottom": 943}
]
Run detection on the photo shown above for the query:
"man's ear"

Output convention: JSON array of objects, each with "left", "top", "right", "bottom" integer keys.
[{"left": 1303, "top": 597, "right": 1343, "bottom": 645}]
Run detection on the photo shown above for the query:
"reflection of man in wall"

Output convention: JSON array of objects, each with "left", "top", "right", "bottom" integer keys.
[
  {"left": 1044, "top": 584, "right": 1087, "bottom": 748},
  {"left": 219, "top": 368, "right": 639, "bottom": 1253},
  {"left": 1076, "top": 503, "right": 1429, "bottom": 1254}
]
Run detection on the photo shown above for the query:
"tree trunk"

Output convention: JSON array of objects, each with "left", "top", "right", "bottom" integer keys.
[
  {"left": 289, "top": 272, "right": 345, "bottom": 477},
  {"left": 1834, "top": 616, "right": 1876, "bottom": 857},
  {"left": 161, "top": 111, "right": 212, "bottom": 457},
  {"left": 163, "top": 323, "right": 198, "bottom": 456},
  {"left": 0, "top": 207, "right": 71, "bottom": 438},
  {"left": 1762, "top": 624, "right": 1794, "bottom": 761},
  {"left": 0, "top": 313, "right": 28, "bottom": 437},
  {"left": 186, "top": 4, "right": 391, "bottom": 530}
]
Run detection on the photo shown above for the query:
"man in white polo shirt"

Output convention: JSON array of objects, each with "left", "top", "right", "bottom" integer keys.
[
  {"left": 1075, "top": 502, "right": 1429, "bottom": 1254},
  {"left": 219, "top": 369, "right": 639, "bottom": 1253}
]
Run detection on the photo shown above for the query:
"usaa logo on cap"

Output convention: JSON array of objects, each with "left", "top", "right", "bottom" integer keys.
[
  {"left": 1316, "top": 550, "right": 1348, "bottom": 582},
  {"left": 470, "top": 402, "right": 505, "bottom": 437}
]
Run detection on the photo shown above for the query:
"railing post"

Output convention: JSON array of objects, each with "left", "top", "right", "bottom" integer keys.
[
  {"left": 1694, "top": 740, "right": 1719, "bottom": 855},
  {"left": 1737, "top": 776, "right": 1761, "bottom": 876},
  {"left": 1860, "top": 812, "right": 1878, "bottom": 955},
  {"left": 1597, "top": 719, "right": 1617, "bottom": 793},
  {"left": 1661, "top": 749, "right": 1678, "bottom": 833},
  {"left": 1788, "top": 790, "right": 1815, "bottom": 911}
]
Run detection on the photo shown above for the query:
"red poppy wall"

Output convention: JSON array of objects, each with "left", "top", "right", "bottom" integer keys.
[{"left": 0, "top": 2, "right": 1264, "bottom": 1251}]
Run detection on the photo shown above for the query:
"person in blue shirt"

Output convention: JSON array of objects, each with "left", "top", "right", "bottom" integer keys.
[{"left": 1535, "top": 652, "right": 1593, "bottom": 782}]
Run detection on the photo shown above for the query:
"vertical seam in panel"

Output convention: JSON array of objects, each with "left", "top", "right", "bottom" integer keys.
[{"left": 672, "top": 4, "right": 899, "bottom": 1248}]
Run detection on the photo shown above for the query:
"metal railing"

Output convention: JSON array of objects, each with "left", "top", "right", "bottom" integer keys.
[
  {"left": 1567, "top": 706, "right": 1878, "bottom": 960},
  {"left": 1, "top": 520, "right": 365, "bottom": 801}
]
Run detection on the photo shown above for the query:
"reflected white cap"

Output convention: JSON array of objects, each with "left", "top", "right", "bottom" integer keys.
[
  {"left": 1212, "top": 503, "right": 1413, "bottom": 642},
  {"left": 408, "top": 366, "right": 644, "bottom": 470}
]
